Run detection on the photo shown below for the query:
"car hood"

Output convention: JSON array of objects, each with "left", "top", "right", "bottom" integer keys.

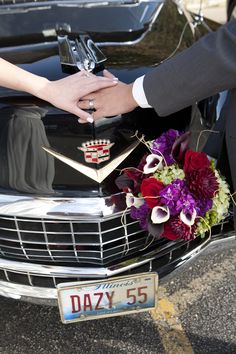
[{"left": 0, "top": 0, "right": 195, "bottom": 198}]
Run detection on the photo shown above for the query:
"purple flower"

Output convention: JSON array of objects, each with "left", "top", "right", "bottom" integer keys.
[
  {"left": 195, "top": 198, "right": 213, "bottom": 217},
  {"left": 160, "top": 179, "right": 197, "bottom": 216},
  {"left": 160, "top": 179, "right": 185, "bottom": 215},
  {"left": 151, "top": 129, "right": 182, "bottom": 165},
  {"left": 130, "top": 203, "right": 150, "bottom": 230},
  {"left": 177, "top": 193, "right": 197, "bottom": 214}
]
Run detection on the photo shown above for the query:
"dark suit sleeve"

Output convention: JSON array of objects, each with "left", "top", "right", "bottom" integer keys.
[{"left": 143, "top": 20, "right": 236, "bottom": 116}]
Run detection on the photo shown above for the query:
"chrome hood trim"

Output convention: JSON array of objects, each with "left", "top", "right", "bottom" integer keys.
[{"left": 0, "top": 193, "right": 126, "bottom": 218}]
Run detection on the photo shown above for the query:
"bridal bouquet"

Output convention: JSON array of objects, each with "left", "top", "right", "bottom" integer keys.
[{"left": 116, "top": 129, "right": 230, "bottom": 241}]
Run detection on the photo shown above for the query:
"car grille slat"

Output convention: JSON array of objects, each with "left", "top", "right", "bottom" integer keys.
[
  {"left": 14, "top": 216, "right": 30, "bottom": 260},
  {"left": 0, "top": 235, "right": 215, "bottom": 289},
  {"left": 3, "top": 212, "right": 230, "bottom": 267},
  {"left": 0, "top": 213, "right": 162, "bottom": 266},
  {"left": 42, "top": 219, "right": 55, "bottom": 262},
  {"left": 0, "top": 231, "right": 146, "bottom": 246},
  {"left": 70, "top": 221, "right": 80, "bottom": 263}
]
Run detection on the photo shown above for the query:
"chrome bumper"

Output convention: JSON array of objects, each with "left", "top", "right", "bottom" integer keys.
[{"left": 1, "top": 232, "right": 235, "bottom": 305}]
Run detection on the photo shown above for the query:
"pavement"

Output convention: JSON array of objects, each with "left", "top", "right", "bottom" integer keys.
[{"left": 0, "top": 238, "right": 235, "bottom": 354}]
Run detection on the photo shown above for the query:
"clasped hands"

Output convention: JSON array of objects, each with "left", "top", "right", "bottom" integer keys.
[
  {"left": 0, "top": 58, "right": 137, "bottom": 122},
  {"left": 77, "top": 69, "right": 138, "bottom": 123}
]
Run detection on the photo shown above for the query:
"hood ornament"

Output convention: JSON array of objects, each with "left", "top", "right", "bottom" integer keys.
[
  {"left": 58, "top": 33, "right": 107, "bottom": 74},
  {"left": 78, "top": 139, "right": 114, "bottom": 164},
  {"left": 42, "top": 141, "right": 139, "bottom": 183}
]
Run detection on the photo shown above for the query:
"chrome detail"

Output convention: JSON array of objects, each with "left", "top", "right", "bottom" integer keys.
[
  {"left": 0, "top": 0, "right": 152, "bottom": 9},
  {"left": 69, "top": 221, "right": 80, "bottom": 262},
  {"left": 149, "top": 260, "right": 152, "bottom": 272},
  {"left": 0, "top": 211, "right": 233, "bottom": 266},
  {"left": 42, "top": 220, "right": 54, "bottom": 261},
  {"left": 0, "top": 280, "right": 57, "bottom": 300},
  {"left": 192, "top": 13, "right": 204, "bottom": 27},
  {"left": 0, "top": 237, "right": 192, "bottom": 277},
  {"left": 0, "top": 212, "right": 156, "bottom": 265},
  {"left": 98, "top": 221, "right": 104, "bottom": 261},
  {"left": 0, "top": 3, "right": 164, "bottom": 49},
  {"left": 0, "top": 193, "right": 127, "bottom": 218},
  {"left": 0, "top": 0, "right": 163, "bottom": 11},
  {"left": 14, "top": 216, "right": 29, "bottom": 260},
  {"left": 58, "top": 34, "right": 107, "bottom": 73},
  {"left": 4, "top": 269, "right": 10, "bottom": 281},
  {"left": 123, "top": 213, "right": 129, "bottom": 255},
  {"left": 27, "top": 273, "right": 33, "bottom": 286},
  {"left": 97, "top": 1, "right": 164, "bottom": 47},
  {"left": 52, "top": 277, "right": 57, "bottom": 288},
  {"left": 43, "top": 140, "right": 139, "bottom": 183},
  {"left": 0, "top": 5, "right": 51, "bottom": 15},
  {"left": 0, "top": 238, "right": 203, "bottom": 279},
  {"left": 0, "top": 233, "right": 234, "bottom": 303}
]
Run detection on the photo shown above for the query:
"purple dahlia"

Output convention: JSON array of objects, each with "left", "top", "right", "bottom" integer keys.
[{"left": 187, "top": 168, "right": 219, "bottom": 199}]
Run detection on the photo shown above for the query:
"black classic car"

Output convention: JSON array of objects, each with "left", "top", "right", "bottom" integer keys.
[{"left": 0, "top": 0, "right": 234, "bottom": 323}]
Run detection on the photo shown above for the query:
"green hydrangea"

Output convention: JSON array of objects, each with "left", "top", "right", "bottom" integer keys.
[
  {"left": 212, "top": 170, "right": 230, "bottom": 221},
  {"left": 153, "top": 164, "right": 185, "bottom": 185},
  {"left": 195, "top": 210, "right": 218, "bottom": 236},
  {"left": 195, "top": 170, "right": 230, "bottom": 236}
]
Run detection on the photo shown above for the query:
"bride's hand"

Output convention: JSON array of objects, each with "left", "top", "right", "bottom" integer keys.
[{"left": 36, "top": 70, "right": 118, "bottom": 122}]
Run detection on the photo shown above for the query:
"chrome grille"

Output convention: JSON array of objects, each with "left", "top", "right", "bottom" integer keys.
[
  {"left": 0, "top": 214, "right": 165, "bottom": 266},
  {"left": 0, "top": 238, "right": 196, "bottom": 288},
  {"left": 0, "top": 234, "right": 218, "bottom": 290}
]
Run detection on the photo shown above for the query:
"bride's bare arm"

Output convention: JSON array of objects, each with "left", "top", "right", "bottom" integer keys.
[{"left": 0, "top": 58, "right": 118, "bottom": 121}]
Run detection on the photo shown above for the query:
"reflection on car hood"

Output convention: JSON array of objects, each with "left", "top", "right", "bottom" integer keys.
[{"left": 0, "top": 1, "right": 163, "bottom": 44}]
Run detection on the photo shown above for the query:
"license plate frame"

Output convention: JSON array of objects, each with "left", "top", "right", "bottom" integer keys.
[{"left": 57, "top": 272, "right": 158, "bottom": 324}]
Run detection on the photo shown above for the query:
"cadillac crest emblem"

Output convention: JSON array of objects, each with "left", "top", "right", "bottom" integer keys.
[{"left": 78, "top": 139, "right": 114, "bottom": 164}]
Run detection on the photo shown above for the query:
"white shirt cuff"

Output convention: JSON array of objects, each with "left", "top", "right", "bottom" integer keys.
[{"left": 132, "top": 75, "right": 152, "bottom": 108}]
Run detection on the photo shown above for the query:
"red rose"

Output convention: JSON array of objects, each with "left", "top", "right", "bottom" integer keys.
[
  {"left": 161, "top": 222, "right": 179, "bottom": 240},
  {"left": 141, "top": 177, "right": 164, "bottom": 209},
  {"left": 184, "top": 150, "right": 210, "bottom": 174}
]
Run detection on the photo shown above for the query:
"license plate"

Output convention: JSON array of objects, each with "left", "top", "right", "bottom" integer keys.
[{"left": 57, "top": 272, "right": 158, "bottom": 324}]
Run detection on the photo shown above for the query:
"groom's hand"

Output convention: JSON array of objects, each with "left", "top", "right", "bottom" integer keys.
[{"left": 77, "top": 70, "right": 138, "bottom": 123}]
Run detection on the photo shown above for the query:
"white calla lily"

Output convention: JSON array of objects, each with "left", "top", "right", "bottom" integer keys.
[
  {"left": 126, "top": 193, "right": 144, "bottom": 208},
  {"left": 143, "top": 154, "right": 163, "bottom": 174},
  {"left": 180, "top": 208, "right": 197, "bottom": 226},
  {"left": 151, "top": 206, "right": 170, "bottom": 224}
]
